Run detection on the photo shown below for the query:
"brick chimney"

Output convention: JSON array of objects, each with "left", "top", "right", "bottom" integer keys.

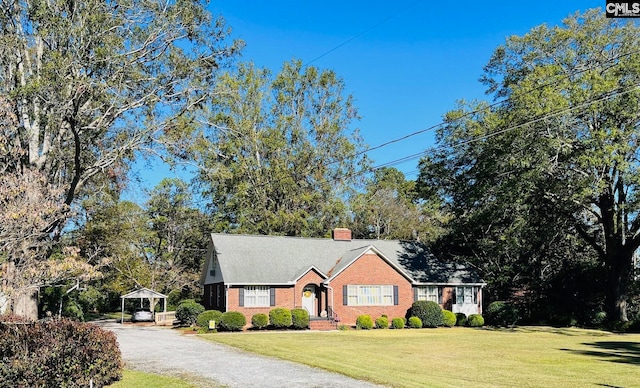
[{"left": 332, "top": 228, "right": 352, "bottom": 241}]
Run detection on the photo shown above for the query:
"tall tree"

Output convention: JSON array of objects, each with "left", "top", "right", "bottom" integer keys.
[
  {"left": 189, "top": 60, "right": 367, "bottom": 237},
  {"left": 418, "top": 10, "right": 640, "bottom": 322},
  {"left": 0, "top": 0, "right": 239, "bottom": 318},
  {"left": 349, "top": 167, "right": 447, "bottom": 241}
]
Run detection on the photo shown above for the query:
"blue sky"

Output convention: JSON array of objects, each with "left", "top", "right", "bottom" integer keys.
[{"left": 125, "top": 0, "right": 604, "bottom": 202}]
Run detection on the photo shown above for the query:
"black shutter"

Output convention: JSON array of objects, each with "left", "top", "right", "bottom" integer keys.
[
  {"left": 438, "top": 287, "right": 443, "bottom": 304},
  {"left": 343, "top": 285, "right": 348, "bottom": 305},
  {"left": 239, "top": 287, "right": 244, "bottom": 307},
  {"left": 270, "top": 287, "right": 276, "bottom": 306},
  {"left": 393, "top": 285, "right": 399, "bottom": 305}
]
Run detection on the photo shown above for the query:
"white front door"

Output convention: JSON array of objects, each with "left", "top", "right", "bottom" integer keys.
[{"left": 302, "top": 286, "right": 316, "bottom": 316}]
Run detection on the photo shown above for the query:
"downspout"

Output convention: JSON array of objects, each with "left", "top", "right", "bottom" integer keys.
[{"left": 326, "top": 285, "right": 334, "bottom": 319}]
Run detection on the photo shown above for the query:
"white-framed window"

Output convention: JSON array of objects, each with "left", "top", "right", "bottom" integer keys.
[
  {"left": 416, "top": 286, "right": 441, "bottom": 303},
  {"left": 346, "top": 285, "right": 394, "bottom": 306},
  {"left": 244, "top": 286, "right": 270, "bottom": 307},
  {"left": 455, "top": 286, "right": 477, "bottom": 305}
]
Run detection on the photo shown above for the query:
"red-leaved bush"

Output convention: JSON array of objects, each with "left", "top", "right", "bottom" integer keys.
[{"left": 0, "top": 314, "right": 123, "bottom": 387}]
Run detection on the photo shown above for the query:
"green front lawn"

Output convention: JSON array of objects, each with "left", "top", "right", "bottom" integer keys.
[{"left": 202, "top": 326, "right": 640, "bottom": 387}]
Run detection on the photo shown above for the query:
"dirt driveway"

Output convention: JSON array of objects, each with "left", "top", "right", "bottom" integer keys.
[{"left": 102, "top": 322, "right": 384, "bottom": 388}]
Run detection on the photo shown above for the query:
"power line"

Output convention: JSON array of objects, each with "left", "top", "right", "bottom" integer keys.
[{"left": 304, "top": 1, "right": 423, "bottom": 66}]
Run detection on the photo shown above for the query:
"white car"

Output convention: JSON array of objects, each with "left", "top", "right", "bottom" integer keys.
[{"left": 132, "top": 308, "right": 153, "bottom": 322}]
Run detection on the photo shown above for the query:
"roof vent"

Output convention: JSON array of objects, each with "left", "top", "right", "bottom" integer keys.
[{"left": 332, "top": 228, "right": 352, "bottom": 241}]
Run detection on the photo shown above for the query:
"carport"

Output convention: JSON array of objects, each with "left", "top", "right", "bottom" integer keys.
[{"left": 120, "top": 287, "right": 167, "bottom": 324}]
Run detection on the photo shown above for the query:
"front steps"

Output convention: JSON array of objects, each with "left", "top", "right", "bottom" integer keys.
[{"left": 309, "top": 318, "right": 337, "bottom": 331}]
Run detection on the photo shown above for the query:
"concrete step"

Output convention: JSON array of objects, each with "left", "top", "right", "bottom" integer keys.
[{"left": 309, "top": 319, "right": 337, "bottom": 331}]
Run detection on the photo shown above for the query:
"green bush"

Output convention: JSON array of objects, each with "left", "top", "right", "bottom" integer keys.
[
  {"left": 220, "top": 311, "right": 246, "bottom": 331},
  {"left": 175, "top": 299, "right": 205, "bottom": 326},
  {"left": 410, "top": 300, "right": 443, "bottom": 328},
  {"left": 356, "top": 315, "right": 374, "bottom": 330},
  {"left": 251, "top": 313, "right": 269, "bottom": 329},
  {"left": 455, "top": 313, "right": 467, "bottom": 326},
  {"left": 269, "top": 307, "right": 292, "bottom": 329},
  {"left": 485, "top": 301, "right": 519, "bottom": 327},
  {"left": 391, "top": 317, "right": 405, "bottom": 329},
  {"left": 408, "top": 316, "right": 422, "bottom": 328},
  {"left": 466, "top": 314, "right": 484, "bottom": 327},
  {"left": 196, "top": 310, "right": 223, "bottom": 330},
  {"left": 375, "top": 316, "right": 389, "bottom": 329},
  {"left": 0, "top": 315, "right": 123, "bottom": 386},
  {"left": 291, "top": 308, "right": 310, "bottom": 329},
  {"left": 442, "top": 310, "right": 457, "bottom": 327}
]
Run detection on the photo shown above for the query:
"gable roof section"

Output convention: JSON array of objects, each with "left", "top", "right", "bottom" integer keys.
[
  {"left": 208, "top": 233, "right": 485, "bottom": 286},
  {"left": 121, "top": 287, "right": 167, "bottom": 299}
]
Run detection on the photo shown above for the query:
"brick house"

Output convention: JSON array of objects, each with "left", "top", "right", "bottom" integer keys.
[{"left": 201, "top": 229, "right": 485, "bottom": 328}]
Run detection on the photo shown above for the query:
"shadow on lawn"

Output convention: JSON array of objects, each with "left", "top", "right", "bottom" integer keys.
[{"left": 562, "top": 341, "right": 640, "bottom": 365}]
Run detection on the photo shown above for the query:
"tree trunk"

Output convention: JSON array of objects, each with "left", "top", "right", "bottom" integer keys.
[
  {"left": 607, "top": 250, "right": 632, "bottom": 323},
  {"left": 2, "top": 260, "right": 39, "bottom": 320}
]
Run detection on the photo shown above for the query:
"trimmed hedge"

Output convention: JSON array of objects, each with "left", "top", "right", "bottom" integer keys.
[
  {"left": 375, "top": 316, "right": 389, "bottom": 329},
  {"left": 408, "top": 316, "right": 422, "bottom": 328},
  {"left": 220, "top": 311, "right": 246, "bottom": 331},
  {"left": 391, "top": 317, "right": 405, "bottom": 329},
  {"left": 442, "top": 310, "right": 457, "bottom": 327},
  {"left": 175, "top": 299, "right": 205, "bottom": 326},
  {"left": 410, "top": 300, "right": 443, "bottom": 328},
  {"left": 0, "top": 315, "right": 123, "bottom": 386},
  {"left": 485, "top": 301, "right": 519, "bottom": 327},
  {"left": 251, "top": 313, "right": 269, "bottom": 329},
  {"left": 356, "top": 315, "right": 374, "bottom": 330},
  {"left": 455, "top": 313, "right": 467, "bottom": 326},
  {"left": 269, "top": 308, "right": 292, "bottom": 329},
  {"left": 467, "top": 314, "right": 485, "bottom": 327},
  {"left": 291, "top": 308, "right": 310, "bottom": 329},
  {"left": 196, "top": 310, "right": 223, "bottom": 330}
]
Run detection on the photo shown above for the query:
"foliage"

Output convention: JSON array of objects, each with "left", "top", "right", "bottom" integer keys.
[
  {"left": 291, "top": 308, "right": 310, "bottom": 329},
  {"left": 356, "top": 315, "right": 374, "bottom": 330},
  {"left": 269, "top": 308, "right": 292, "bottom": 329},
  {"left": 337, "top": 324, "right": 352, "bottom": 331},
  {"left": 407, "top": 316, "right": 422, "bottom": 329},
  {"left": 175, "top": 300, "right": 205, "bottom": 326},
  {"left": 485, "top": 301, "right": 520, "bottom": 327},
  {"left": 251, "top": 313, "right": 269, "bottom": 330},
  {"left": 442, "top": 310, "right": 457, "bottom": 327},
  {"left": 219, "top": 311, "right": 247, "bottom": 331},
  {"left": 409, "top": 300, "right": 443, "bottom": 328},
  {"left": 0, "top": 315, "right": 123, "bottom": 386},
  {"left": 455, "top": 313, "right": 467, "bottom": 327},
  {"left": 391, "top": 317, "right": 405, "bottom": 329},
  {"left": 466, "top": 314, "right": 485, "bottom": 327},
  {"left": 417, "top": 10, "right": 640, "bottom": 323},
  {"left": 375, "top": 316, "right": 389, "bottom": 329},
  {"left": 190, "top": 60, "right": 367, "bottom": 236},
  {"left": 348, "top": 167, "right": 448, "bottom": 241},
  {"left": 0, "top": 0, "right": 239, "bottom": 318},
  {"left": 196, "top": 310, "right": 224, "bottom": 330}
]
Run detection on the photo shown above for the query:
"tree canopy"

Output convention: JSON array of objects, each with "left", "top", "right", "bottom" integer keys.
[{"left": 418, "top": 9, "right": 640, "bottom": 322}]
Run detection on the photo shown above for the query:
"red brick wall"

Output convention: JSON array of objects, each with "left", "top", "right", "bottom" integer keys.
[{"left": 330, "top": 252, "right": 413, "bottom": 325}]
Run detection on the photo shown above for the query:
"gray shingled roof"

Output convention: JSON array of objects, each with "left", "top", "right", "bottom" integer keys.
[{"left": 210, "top": 233, "right": 485, "bottom": 285}]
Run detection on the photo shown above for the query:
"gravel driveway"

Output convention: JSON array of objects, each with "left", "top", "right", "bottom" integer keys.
[{"left": 101, "top": 322, "right": 384, "bottom": 388}]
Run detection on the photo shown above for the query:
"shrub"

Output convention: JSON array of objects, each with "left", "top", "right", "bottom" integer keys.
[
  {"left": 196, "top": 310, "right": 223, "bottom": 330},
  {"left": 408, "top": 316, "right": 422, "bottom": 328},
  {"left": 0, "top": 315, "right": 123, "bottom": 386},
  {"left": 251, "top": 313, "right": 269, "bottom": 329},
  {"left": 410, "top": 300, "right": 443, "bottom": 328},
  {"left": 590, "top": 310, "right": 607, "bottom": 327},
  {"left": 485, "top": 301, "right": 519, "bottom": 327},
  {"left": 291, "top": 308, "right": 310, "bottom": 329},
  {"left": 442, "top": 310, "right": 457, "bottom": 327},
  {"left": 269, "top": 308, "right": 292, "bottom": 329},
  {"left": 220, "top": 311, "right": 246, "bottom": 331},
  {"left": 337, "top": 324, "right": 351, "bottom": 330},
  {"left": 391, "top": 317, "right": 405, "bottom": 329},
  {"left": 175, "top": 299, "right": 205, "bottom": 326},
  {"left": 466, "top": 314, "right": 484, "bottom": 327},
  {"left": 356, "top": 315, "right": 373, "bottom": 330},
  {"left": 455, "top": 313, "right": 467, "bottom": 326},
  {"left": 375, "top": 316, "right": 389, "bottom": 329}
]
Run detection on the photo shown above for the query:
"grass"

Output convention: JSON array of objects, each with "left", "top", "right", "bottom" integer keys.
[
  {"left": 202, "top": 326, "right": 640, "bottom": 387},
  {"left": 108, "top": 369, "right": 218, "bottom": 388}
]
